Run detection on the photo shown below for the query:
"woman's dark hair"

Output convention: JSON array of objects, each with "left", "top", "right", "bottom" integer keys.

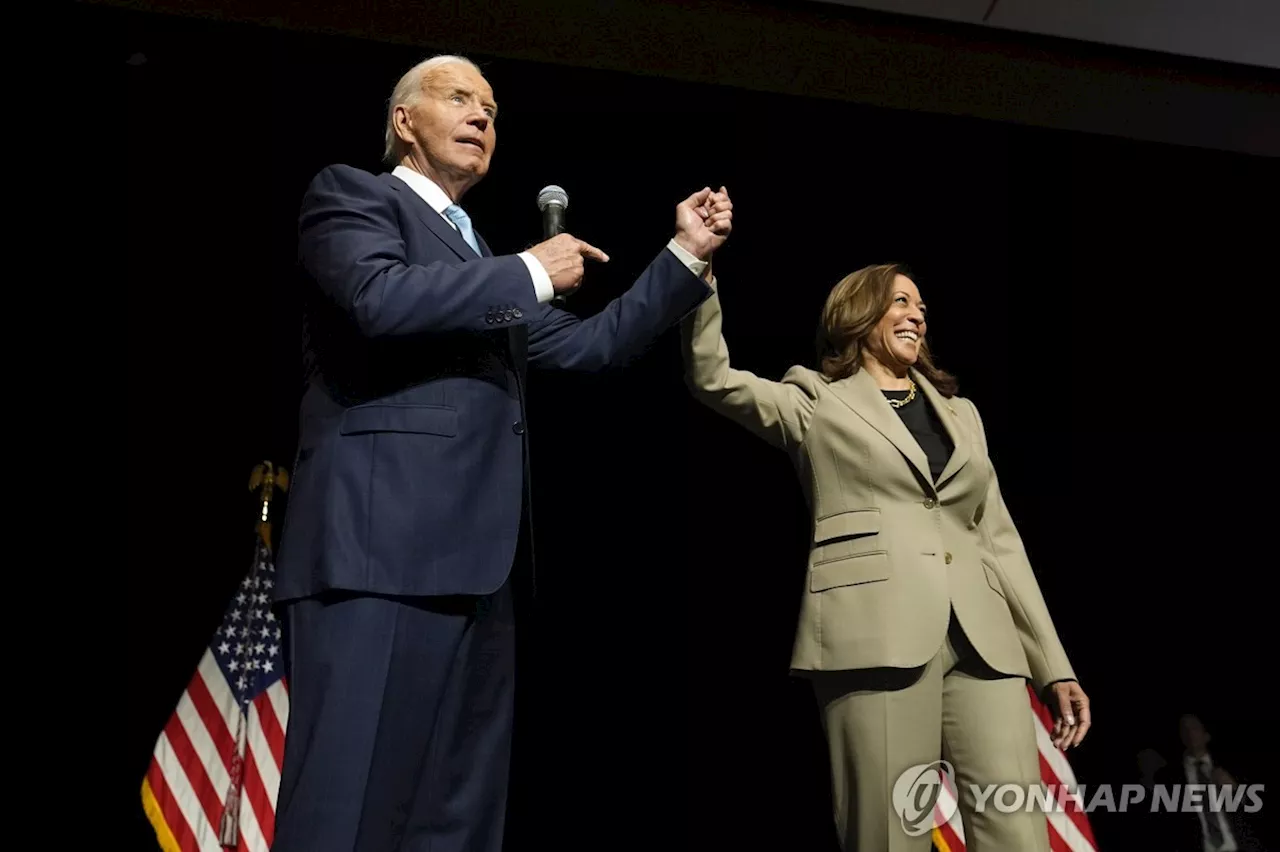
[{"left": 814, "top": 262, "right": 958, "bottom": 397}]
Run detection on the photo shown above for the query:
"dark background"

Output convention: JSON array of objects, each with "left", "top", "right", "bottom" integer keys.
[{"left": 112, "top": 0, "right": 1276, "bottom": 847}]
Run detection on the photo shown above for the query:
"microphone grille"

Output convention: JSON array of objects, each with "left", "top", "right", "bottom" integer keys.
[{"left": 537, "top": 184, "right": 568, "bottom": 211}]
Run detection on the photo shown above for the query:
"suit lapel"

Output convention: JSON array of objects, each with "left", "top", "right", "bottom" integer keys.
[
  {"left": 384, "top": 173, "right": 524, "bottom": 370},
  {"left": 913, "top": 369, "right": 972, "bottom": 489},
  {"left": 384, "top": 174, "right": 526, "bottom": 373},
  {"left": 386, "top": 174, "right": 480, "bottom": 261},
  {"left": 829, "top": 369, "right": 934, "bottom": 490},
  {"left": 828, "top": 368, "right": 974, "bottom": 494}
]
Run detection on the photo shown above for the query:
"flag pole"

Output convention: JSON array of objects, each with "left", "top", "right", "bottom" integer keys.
[{"left": 219, "top": 461, "right": 289, "bottom": 846}]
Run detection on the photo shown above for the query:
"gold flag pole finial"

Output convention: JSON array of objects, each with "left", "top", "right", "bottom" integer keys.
[{"left": 249, "top": 460, "right": 289, "bottom": 553}]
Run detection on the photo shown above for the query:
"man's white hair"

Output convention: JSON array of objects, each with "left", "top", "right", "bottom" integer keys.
[{"left": 383, "top": 54, "right": 483, "bottom": 165}]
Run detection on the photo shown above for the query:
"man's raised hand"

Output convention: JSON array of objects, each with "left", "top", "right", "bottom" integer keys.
[{"left": 674, "top": 186, "right": 733, "bottom": 261}]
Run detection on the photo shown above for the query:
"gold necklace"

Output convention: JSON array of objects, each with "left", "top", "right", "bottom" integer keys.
[{"left": 886, "top": 379, "right": 916, "bottom": 408}]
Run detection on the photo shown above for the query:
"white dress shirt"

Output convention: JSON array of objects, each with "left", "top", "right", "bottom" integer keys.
[
  {"left": 391, "top": 165, "right": 708, "bottom": 304},
  {"left": 1184, "top": 752, "right": 1237, "bottom": 852}
]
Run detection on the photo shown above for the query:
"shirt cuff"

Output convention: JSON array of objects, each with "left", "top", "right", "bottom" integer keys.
[
  {"left": 666, "top": 238, "right": 709, "bottom": 279},
  {"left": 518, "top": 251, "right": 555, "bottom": 303}
]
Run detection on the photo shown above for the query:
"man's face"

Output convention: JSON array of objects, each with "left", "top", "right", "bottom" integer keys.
[
  {"left": 396, "top": 62, "right": 497, "bottom": 193},
  {"left": 1179, "top": 715, "right": 1210, "bottom": 752}
]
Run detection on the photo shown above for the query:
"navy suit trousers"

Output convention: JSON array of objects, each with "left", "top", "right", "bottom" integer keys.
[{"left": 272, "top": 516, "right": 531, "bottom": 852}]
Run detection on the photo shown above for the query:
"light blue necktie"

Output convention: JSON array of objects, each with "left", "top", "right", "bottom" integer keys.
[{"left": 443, "top": 203, "right": 481, "bottom": 256}]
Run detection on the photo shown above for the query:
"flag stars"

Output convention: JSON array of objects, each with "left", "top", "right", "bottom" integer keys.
[{"left": 205, "top": 552, "right": 288, "bottom": 691}]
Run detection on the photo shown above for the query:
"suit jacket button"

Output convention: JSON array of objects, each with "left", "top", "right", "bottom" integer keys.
[
  {"left": 923, "top": 498, "right": 936, "bottom": 509},
  {"left": 504, "top": 309, "right": 514, "bottom": 321},
  {"left": 513, "top": 308, "right": 523, "bottom": 319},
  {"left": 513, "top": 421, "right": 525, "bottom": 435},
  {"left": 944, "top": 552, "right": 953, "bottom": 564}
]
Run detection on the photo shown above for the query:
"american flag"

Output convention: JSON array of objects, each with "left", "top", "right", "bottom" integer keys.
[
  {"left": 141, "top": 533, "right": 289, "bottom": 852},
  {"left": 931, "top": 685, "right": 1099, "bottom": 852}
]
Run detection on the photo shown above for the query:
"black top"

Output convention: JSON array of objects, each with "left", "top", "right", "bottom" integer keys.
[{"left": 882, "top": 385, "right": 954, "bottom": 483}]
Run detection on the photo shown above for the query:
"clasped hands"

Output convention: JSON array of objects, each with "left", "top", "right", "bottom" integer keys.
[{"left": 524, "top": 186, "right": 734, "bottom": 296}]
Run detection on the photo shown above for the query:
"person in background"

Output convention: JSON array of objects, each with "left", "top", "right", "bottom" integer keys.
[{"left": 1168, "top": 714, "right": 1267, "bottom": 851}]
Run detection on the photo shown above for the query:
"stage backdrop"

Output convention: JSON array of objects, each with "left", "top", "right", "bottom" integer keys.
[{"left": 115, "top": 4, "right": 1274, "bottom": 849}]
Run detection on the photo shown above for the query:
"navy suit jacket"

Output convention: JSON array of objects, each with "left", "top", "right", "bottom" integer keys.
[{"left": 274, "top": 164, "right": 711, "bottom": 602}]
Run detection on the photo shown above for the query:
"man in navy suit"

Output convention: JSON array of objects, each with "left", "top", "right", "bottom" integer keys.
[{"left": 270, "top": 54, "right": 733, "bottom": 852}]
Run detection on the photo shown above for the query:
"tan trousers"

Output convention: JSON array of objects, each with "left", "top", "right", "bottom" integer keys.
[{"left": 808, "top": 611, "right": 1049, "bottom": 852}]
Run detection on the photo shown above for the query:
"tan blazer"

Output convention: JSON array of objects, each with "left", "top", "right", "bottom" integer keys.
[{"left": 682, "top": 282, "right": 1075, "bottom": 692}]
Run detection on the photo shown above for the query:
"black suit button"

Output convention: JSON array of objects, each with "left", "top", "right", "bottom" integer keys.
[
  {"left": 512, "top": 421, "right": 525, "bottom": 435},
  {"left": 504, "top": 310, "right": 514, "bottom": 321},
  {"left": 513, "top": 308, "right": 523, "bottom": 319}
]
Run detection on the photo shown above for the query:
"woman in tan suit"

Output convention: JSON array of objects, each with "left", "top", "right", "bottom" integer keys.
[{"left": 681, "top": 206, "right": 1091, "bottom": 852}]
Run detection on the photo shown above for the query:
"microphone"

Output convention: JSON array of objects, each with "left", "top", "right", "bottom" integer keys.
[{"left": 537, "top": 185, "right": 569, "bottom": 307}]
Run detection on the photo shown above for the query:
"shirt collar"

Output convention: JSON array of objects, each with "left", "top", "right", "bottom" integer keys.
[{"left": 392, "top": 165, "right": 454, "bottom": 216}]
